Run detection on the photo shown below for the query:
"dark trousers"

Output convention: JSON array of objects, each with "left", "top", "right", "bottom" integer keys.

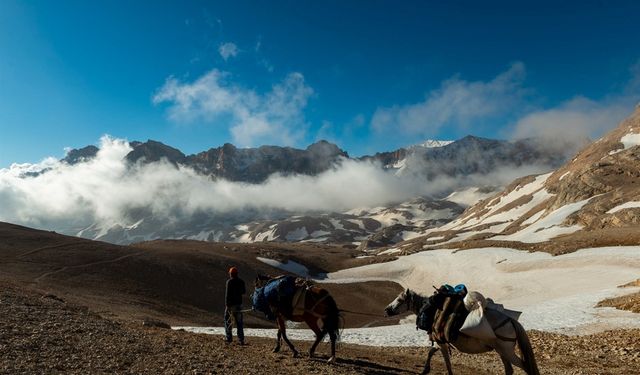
[{"left": 224, "top": 305, "right": 244, "bottom": 343}]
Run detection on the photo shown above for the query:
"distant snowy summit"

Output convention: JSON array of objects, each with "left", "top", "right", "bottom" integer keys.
[{"left": 413, "top": 139, "right": 454, "bottom": 149}]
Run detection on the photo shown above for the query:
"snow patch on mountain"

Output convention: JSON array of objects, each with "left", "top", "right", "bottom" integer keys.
[
  {"left": 257, "top": 257, "right": 310, "bottom": 277},
  {"left": 607, "top": 201, "right": 640, "bottom": 214},
  {"left": 445, "top": 187, "right": 497, "bottom": 207},
  {"left": 620, "top": 132, "right": 640, "bottom": 149},
  {"left": 284, "top": 227, "right": 309, "bottom": 241},
  {"left": 414, "top": 140, "right": 454, "bottom": 149},
  {"left": 493, "top": 197, "right": 592, "bottom": 243},
  {"left": 485, "top": 173, "right": 551, "bottom": 216}
]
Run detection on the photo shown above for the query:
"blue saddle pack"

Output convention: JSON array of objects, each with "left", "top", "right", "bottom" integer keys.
[{"left": 252, "top": 276, "right": 298, "bottom": 320}]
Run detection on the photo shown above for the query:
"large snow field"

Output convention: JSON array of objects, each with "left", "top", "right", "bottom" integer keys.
[
  {"left": 321, "top": 247, "right": 640, "bottom": 335},
  {"left": 179, "top": 247, "right": 640, "bottom": 347}
]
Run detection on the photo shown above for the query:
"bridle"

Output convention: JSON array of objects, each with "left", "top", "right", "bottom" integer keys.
[{"left": 405, "top": 290, "right": 417, "bottom": 312}]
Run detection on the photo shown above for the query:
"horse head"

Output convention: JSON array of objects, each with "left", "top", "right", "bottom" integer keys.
[
  {"left": 254, "top": 274, "right": 273, "bottom": 288},
  {"left": 384, "top": 288, "right": 415, "bottom": 316}
]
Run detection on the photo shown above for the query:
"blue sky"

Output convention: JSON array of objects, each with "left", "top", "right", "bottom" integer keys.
[{"left": 1, "top": 0, "right": 639, "bottom": 166}]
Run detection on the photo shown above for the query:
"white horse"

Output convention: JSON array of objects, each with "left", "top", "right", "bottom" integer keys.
[{"left": 384, "top": 289, "right": 539, "bottom": 375}]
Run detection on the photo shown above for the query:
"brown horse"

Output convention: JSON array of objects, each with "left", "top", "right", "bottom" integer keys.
[{"left": 253, "top": 275, "right": 342, "bottom": 363}]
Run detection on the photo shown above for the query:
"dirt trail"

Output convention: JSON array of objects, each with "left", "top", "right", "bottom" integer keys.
[
  {"left": 17, "top": 241, "right": 93, "bottom": 258},
  {"left": 33, "top": 252, "right": 144, "bottom": 283}
]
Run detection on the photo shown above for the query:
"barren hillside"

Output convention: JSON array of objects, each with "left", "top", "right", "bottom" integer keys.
[{"left": 0, "top": 222, "right": 400, "bottom": 328}]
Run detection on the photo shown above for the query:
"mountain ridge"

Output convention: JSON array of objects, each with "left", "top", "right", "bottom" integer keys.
[{"left": 62, "top": 135, "right": 568, "bottom": 183}]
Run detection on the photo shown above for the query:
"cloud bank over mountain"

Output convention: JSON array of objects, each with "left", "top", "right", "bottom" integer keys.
[{"left": 0, "top": 136, "right": 552, "bottom": 234}]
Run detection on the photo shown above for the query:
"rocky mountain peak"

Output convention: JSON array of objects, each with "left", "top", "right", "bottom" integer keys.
[
  {"left": 306, "top": 140, "right": 348, "bottom": 158},
  {"left": 62, "top": 145, "right": 99, "bottom": 165},
  {"left": 125, "top": 140, "right": 186, "bottom": 166}
]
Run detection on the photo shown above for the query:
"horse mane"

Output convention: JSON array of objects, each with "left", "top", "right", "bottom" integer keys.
[{"left": 406, "top": 289, "right": 430, "bottom": 309}]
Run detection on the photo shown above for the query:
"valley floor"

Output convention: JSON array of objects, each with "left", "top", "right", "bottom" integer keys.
[{"left": 2, "top": 282, "right": 640, "bottom": 374}]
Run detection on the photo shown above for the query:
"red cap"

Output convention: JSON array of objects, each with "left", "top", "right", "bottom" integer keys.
[{"left": 228, "top": 267, "right": 238, "bottom": 276}]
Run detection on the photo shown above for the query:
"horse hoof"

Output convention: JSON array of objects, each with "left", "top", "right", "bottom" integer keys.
[
  {"left": 273, "top": 347, "right": 280, "bottom": 353},
  {"left": 308, "top": 351, "right": 315, "bottom": 358},
  {"left": 292, "top": 351, "right": 300, "bottom": 358},
  {"left": 327, "top": 356, "right": 336, "bottom": 364}
]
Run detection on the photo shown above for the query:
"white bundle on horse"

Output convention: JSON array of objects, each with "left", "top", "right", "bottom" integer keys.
[{"left": 460, "top": 291, "right": 522, "bottom": 340}]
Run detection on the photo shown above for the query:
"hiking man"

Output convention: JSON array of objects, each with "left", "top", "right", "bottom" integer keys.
[{"left": 225, "top": 266, "right": 246, "bottom": 344}]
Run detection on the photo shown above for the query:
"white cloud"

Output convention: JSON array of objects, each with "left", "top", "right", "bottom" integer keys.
[
  {"left": 371, "top": 62, "right": 527, "bottom": 136},
  {"left": 511, "top": 96, "right": 634, "bottom": 152},
  {"left": 153, "top": 70, "right": 313, "bottom": 146},
  {"left": 218, "top": 42, "right": 238, "bottom": 61},
  {"left": 510, "top": 62, "right": 640, "bottom": 155}
]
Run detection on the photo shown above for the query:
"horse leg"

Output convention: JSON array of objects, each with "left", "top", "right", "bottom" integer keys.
[
  {"left": 327, "top": 326, "right": 337, "bottom": 364},
  {"left": 273, "top": 329, "right": 282, "bottom": 353},
  {"left": 277, "top": 316, "right": 299, "bottom": 358},
  {"left": 494, "top": 341, "right": 523, "bottom": 375},
  {"left": 421, "top": 345, "right": 439, "bottom": 375},
  {"left": 440, "top": 343, "right": 454, "bottom": 375},
  {"left": 307, "top": 318, "right": 325, "bottom": 359},
  {"left": 499, "top": 355, "right": 514, "bottom": 375}
]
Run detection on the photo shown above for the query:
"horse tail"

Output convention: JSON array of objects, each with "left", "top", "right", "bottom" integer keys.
[
  {"left": 324, "top": 293, "right": 342, "bottom": 342},
  {"left": 512, "top": 319, "right": 540, "bottom": 375}
]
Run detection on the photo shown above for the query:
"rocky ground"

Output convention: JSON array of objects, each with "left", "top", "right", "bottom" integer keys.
[{"left": 2, "top": 282, "right": 640, "bottom": 374}]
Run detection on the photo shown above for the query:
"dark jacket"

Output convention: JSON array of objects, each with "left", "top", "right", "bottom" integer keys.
[{"left": 225, "top": 277, "right": 246, "bottom": 306}]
